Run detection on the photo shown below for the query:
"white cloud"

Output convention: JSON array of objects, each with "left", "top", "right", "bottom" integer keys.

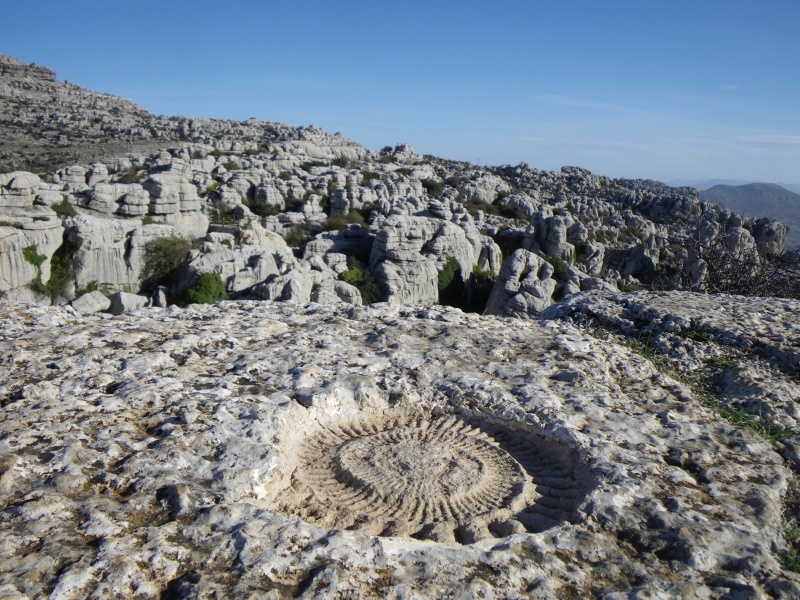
[{"left": 735, "top": 135, "right": 800, "bottom": 144}]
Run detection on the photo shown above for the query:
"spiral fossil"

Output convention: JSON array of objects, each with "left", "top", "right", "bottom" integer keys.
[{"left": 272, "top": 414, "right": 589, "bottom": 544}]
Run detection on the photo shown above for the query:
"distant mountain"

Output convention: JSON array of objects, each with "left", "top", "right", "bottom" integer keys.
[
  {"left": 700, "top": 183, "right": 800, "bottom": 248},
  {"left": 669, "top": 178, "right": 755, "bottom": 190},
  {"left": 669, "top": 178, "right": 800, "bottom": 196},
  {"left": 781, "top": 183, "right": 800, "bottom": 195}
]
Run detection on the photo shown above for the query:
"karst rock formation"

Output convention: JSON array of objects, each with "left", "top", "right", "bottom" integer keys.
[{"left": 2, "top": 55, "right": 800, "bottom": 598}]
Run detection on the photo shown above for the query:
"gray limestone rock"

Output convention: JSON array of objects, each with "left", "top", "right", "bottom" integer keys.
[
  {"left": 70, "top": 290, "right": 111, "bottom": 314},
  {"left": 108, "top": 291, "right": 149, "bottom": 314},
  {"left": 484, "top": 249, "right": 557, "bottom": 318},
  {"left": 0, "top": 300, "right": 797, "bottom": 597},
  {"left": 0, "top": 220, "right": 65, "bottom": 301}
]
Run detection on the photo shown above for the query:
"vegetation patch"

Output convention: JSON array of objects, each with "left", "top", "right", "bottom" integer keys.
[
  {"left": 186, "top": 272, "right": 227, "bottom": 305},
  {"left": 284, "top": 190, "right": 305, "bottom": 212},
  {"left": 23, "top": 244, "right": 47, "bottom": 290},
  {"left": 300, "top": 161, "right": 328, "bottom": 172},
  {"left": 143, "top": 235, "right": 195, "bottom": 288},
  {"left": 421, "top": 178, "right": 444, "bottom": 197},
  {"left": 683, "top": 328, "right": 713, "bottom": 342},
  {"left": 467, "top": 265, "right": 495, "bottom": 314},
  {"left": 544, "top": 254, "right": 572, "bottom": 283},
  {"left": 75, "top": 280, "right": 101, "bottom": 298},
  {"left": 242, "top": 196, "right": 279, "bottom": 218},
  {"left": 360, "top": 170, "right": 381, "bottom": 184},
  {"left": 322, "top": 211, "right": 365, "bottom": 232},
  {"left": 52, "top": 199, "right": 76, "bottom": 217},
  {"left": 285, "top": 224, "right": 314, "bottom": 249},
  {"left": 438, "top": 256, "right": 465, "bottom": 308},
  {"left": 332, "top": 156, "right": 352, "bottom": 169},
  {"left": 200, "top": 181, "right": 222, "bottom": 197},
  {"left": 25, "top": 239, "right": 79, "bottom": 298},
  {"left": 118, "top": 164, "right": 147, "bottom": 184},
  {"left": 339, "top": 257, "right": 381, "bottom": 304}
]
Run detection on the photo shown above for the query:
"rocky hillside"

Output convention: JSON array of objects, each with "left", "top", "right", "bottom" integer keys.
[
  {"left": 2, "top": 54, "right": 798, "bottom": 318},
  {"left": 701, "top": 183, "right": 800, "bottom": 249},
  {"left": 2, "top": 55, "right": 800, "bottom": 597},
  {"left": 0, "top": 54, "right": 286, "bottom": 175}
]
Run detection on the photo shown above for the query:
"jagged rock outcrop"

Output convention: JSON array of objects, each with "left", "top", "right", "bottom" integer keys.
[
  {"left": 484, "top": 249, "right": 557, "bottom": 318},
  {"left": 1, "top": 55, "right": 798, "bottom": 313},
  {"left": 174, "top": 222, "right": 295, "bottom": 295},
  {"left": 0, "top": 221, "right": 64, "bottom": 302}
]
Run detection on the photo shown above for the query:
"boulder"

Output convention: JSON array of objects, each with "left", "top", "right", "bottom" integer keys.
[
  {"left": 753, "top": 218, "right": 786, "bottom": 256},
  {"left": 108, "top": 291, "right": 149, "bottom": 315},
  {"left": 70, "top": 290, "right": 111, "bottom": 314},
  {"left": 67, "top": 215, "right": 143, "bottom": 291},
  {"left": 369, "top": 215, "right": 480, "bottom": 305},
  {"left": 174, "top": 222, "right": 295, "bottom": 295},
  {"left": 484, "top": 249, "right": 557, "bottom": 318}
]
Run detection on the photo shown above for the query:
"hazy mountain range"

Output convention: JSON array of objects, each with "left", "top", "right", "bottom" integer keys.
[
  {"left": 694, "top": 183, "right": 800, "bottom": 248},
  {"left": 669, "top": 178, "right": 800, "bottom": 195}
]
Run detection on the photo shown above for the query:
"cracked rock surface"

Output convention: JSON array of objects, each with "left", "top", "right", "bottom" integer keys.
[{"left": 1, "top": 299, "right": 798, "bottom": 598}]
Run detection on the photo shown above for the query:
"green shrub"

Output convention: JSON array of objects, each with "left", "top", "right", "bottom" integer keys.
[
  {"left": 684, "top": 328, "right": 713, "bottom": 342},
  {"left": 118, "top": 165, "right": 147, "bottom": 184},
  {"left": 438, "top": 256, "right": 466, "bottom": 308},
  {"left": 421, "top": 178, "right": 444, "bottom": 197},
  {"left": 285, "top": 224, "right": 314, "bottom": 248},
  {"left": 332, "top": 156, "right": 351, "bottom": 168},
  {"left": 468, "top": 265, "right": 495, "bottom": 314},
  {"left": 75, "top": 280, "right": 100, "bottom": 297},
  {"left": 25, "top": 240, "right": 79, "bottom": 298},
  {"left": 222, "top": 160, "right": 239, "bottom": 171},
  {"left": 322, "top": 211, "right": 364, "bottom": 232},
  {"left": 300, "top": 161, "right": 327, "bottom": 171},
  {"left": 284, "top": 190, "right": 305, "bottom": 211},
  {"left": 445, "top": 175, "right": 466, "bottom": 188},
  {"left": 544, "top": 255, "right": 571, "bottom": 282},
  {"left": 327, "top": 179, "right": 338, "bottom": 195},
  {"left": 52, "top": 199, "right": 76, "bottom": 217},
  {"left": 186, "top": 272, "right": 227, "bottom": 304},
  {"left": 23, "top": 245, "right": 47, "bottom": 289},
  {"left": 143, "top": 236, "right": 194, "bottom": 286},
  {"left": 360, "top": 170, "right": 380, "bottom": 184},
  {"left": 200, "top": 181, "right": 222, "bottom": 197},
  {"left": 340, "top": 257, "right": 381, "bottom": 304},
  {"left": 576, "top": 243, "right": 593, "bottom": 261},
  {"left": 242, "top": 196, "right": 279, "bottom": 218},
  {"left": 356, "top": 202, "right": 377, "bottom": 221}
]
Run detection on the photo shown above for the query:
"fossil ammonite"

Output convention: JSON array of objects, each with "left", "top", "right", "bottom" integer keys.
[{"left": 271, "top": 414, "right": 589, "bottom": 544}]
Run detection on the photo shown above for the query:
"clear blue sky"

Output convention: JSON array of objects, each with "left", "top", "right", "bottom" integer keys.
[{"left": 2, "top": 0, "right": 799, "bottom": 183}]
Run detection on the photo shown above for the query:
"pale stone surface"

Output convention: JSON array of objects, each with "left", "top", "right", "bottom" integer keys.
[
  {"left": 0, "top": 299, "right": 797, "bottom": 597},
  {"left": 484, "top": 249, "right": 557, "bottom": 318},
  {"left": 540, "top": 290, "right": 800, "bottom": 436},
  {"left": 108, "top": 291, "right": 149, "bottom": 314},
  {"left": 70, "top": 290, "right": 111, "bottom": 314}
]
